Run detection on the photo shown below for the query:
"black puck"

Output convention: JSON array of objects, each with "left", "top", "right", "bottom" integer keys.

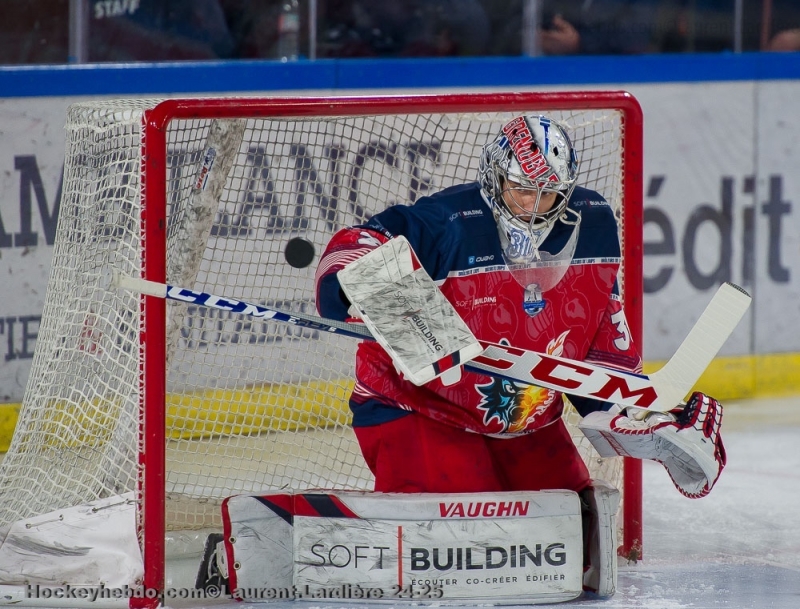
[{"left": 284, "top": 237, "right": 316, "bottom": 269}]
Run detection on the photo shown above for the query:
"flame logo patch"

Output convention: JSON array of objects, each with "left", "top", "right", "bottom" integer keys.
[{"left": 475, "top": 332, "right": 570, "bottom": 432}]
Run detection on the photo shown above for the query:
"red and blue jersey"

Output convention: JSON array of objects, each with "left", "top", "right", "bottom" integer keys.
[{"left": 315, "top": 182, "right": 642, "bottom": 436}]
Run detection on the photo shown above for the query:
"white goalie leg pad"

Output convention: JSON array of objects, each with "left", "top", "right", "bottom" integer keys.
[
  {"left": 581, "top": 481, "right": 620, "bottom": 597},
  {"left": 220, "top": 494, "right": 294, "bottom": 595},
  {"left": 578, "top": 392, "right": 726, "bottom": 498},
  {"left": 220, "top": 490, "right": 585, "bottom": 604},
  {"left": 336, "top": 236, "right": 483, "bottom": 386}
]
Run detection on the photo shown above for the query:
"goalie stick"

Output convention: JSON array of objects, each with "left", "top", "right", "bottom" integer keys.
[{"left": 112, "top": 271, "right": 750, "bottom": 412}]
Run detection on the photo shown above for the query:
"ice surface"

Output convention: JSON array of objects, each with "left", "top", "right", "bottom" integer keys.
[{"left": 159, "top": 396, "right": 800, "bottom": 609}]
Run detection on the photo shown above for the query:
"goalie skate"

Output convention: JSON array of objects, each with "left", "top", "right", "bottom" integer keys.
[
  {"left": 578, "top": 392, "right": 726, "bottom": 498},
  {"left": 195, "top": 533, "right": 229, "bottom": 595}
]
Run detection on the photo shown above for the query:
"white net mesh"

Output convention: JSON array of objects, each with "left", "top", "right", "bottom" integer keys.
[{"left": 0, "top": 98, "right": 630, "bottom": 539}]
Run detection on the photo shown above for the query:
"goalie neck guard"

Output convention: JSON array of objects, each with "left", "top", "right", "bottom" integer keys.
[{"left": 479, "top": 115, "right": 579, "bottom": 265}]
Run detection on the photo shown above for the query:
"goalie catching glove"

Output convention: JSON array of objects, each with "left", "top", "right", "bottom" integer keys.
[{"left": 578, "top": 392, "right": 726, "bottom": 498}]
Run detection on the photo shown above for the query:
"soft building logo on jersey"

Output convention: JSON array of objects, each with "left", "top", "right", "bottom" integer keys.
[
  {"left": 571, "top": 199, "right": 608, "bottom": 208},
  {"left": 450, "top": 209, "right": 484, "bottom": 222}
]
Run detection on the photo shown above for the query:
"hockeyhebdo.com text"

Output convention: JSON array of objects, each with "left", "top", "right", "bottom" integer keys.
[
  {"left": 25, "top": 583, "right": 429, "bottom": 602},
  {"left": 25, "top": 584, "right": 227, "bottom": 602}
]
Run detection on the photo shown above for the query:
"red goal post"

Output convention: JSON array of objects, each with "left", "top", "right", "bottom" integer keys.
[{"left": 0, "top": 91, "right": 642, "bottom": 604}]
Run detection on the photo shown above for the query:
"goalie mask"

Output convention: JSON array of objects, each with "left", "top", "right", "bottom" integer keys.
[{"left": 479, "top": 115, "right": 579, "bottom": 265}]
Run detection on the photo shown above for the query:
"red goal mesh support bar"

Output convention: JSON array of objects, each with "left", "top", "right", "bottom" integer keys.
[{"left": 140, "top": 92, "right": 644, "bottom": 600}]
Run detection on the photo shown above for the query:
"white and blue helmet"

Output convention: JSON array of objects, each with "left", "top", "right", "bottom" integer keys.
[{"left": 479, "top": 115, "right": 579, "bottom": 263}]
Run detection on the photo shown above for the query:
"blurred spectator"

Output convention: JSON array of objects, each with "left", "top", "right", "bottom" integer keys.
[
  {"left": 758, "top": 0, "right": 800, "bottom": 51},
  {"left": 317, "top": 0, "right": 488, "bottom": 58},
  {"left": 317, "top": 0, "right": 405, "bottom": 57},
  {"left": 537, "top": 0, "right": 665, "bottom": 55},
  {"left": 1, "top": 0, "right": 798, "bottom": 65},
  {"left": 479, "top": 0, "right": 524, "bottom": 55},
  {"left": 409, "top": 0, "right": 490, "bottom": 56},
  {"left": 221, "top": 1, "right": 302, "bottom": 59},
  {"left": 0, "top": 0, "right": 69, "bottom": 64},
  {"left": 89, "top": 0, "right": 235, "bottom": 62},
  {"left": 658, "top": 0, "right": 800, "bottom": 52},
  {"left": 767, "top": 29, "right": 800, "bottom": 51}
]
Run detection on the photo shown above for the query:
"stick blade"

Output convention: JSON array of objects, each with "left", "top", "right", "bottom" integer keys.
[
  {"left": 111, "top": 271, "right": 168, "bottom": 298},
  {"left": 649, "top": 282, "right": 751, "bottom": 409}
]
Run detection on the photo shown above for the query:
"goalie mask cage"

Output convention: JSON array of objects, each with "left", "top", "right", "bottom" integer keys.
[{"left": 0, "top": 92, "right": 643, "bottom": 603}]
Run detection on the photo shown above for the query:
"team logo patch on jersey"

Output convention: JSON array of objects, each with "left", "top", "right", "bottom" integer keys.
[
  {"left": 476, "top": 379, "right": 555, "bottom": 433},
  {"left": 475, "top": 341, "right": 556, "bottom": 433},
  {"left": 475, "top": 333, "right": 571, "bottom": 432},
  {"left": 523, "top": 284, "right": 545, "bottom": 317}
]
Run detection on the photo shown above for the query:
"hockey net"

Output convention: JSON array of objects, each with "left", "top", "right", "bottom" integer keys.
[{"left": 0, "top": 93, "right": 643, "bottom": 594}]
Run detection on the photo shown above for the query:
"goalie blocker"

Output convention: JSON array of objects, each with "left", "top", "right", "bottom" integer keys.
[{"left": 197, "top": 485, "right": 619, "bottom": 604}]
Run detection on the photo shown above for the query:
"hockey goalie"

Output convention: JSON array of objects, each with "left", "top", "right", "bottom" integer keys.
[{"left": 203, "top": 114, "right": 727, "bottom": 604}]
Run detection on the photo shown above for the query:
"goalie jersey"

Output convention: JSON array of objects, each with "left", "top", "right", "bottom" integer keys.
[{"left": 315, "top": 182, "right": 643, "bottom": 436}]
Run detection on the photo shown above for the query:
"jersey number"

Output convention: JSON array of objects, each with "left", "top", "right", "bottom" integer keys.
[{"left": 610, "top": 310, "right": 631, "bottom": 351}]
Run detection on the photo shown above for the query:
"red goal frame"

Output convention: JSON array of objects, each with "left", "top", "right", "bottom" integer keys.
[{"left": 139, "top": 92, "right": 644, "bottom": 601}]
